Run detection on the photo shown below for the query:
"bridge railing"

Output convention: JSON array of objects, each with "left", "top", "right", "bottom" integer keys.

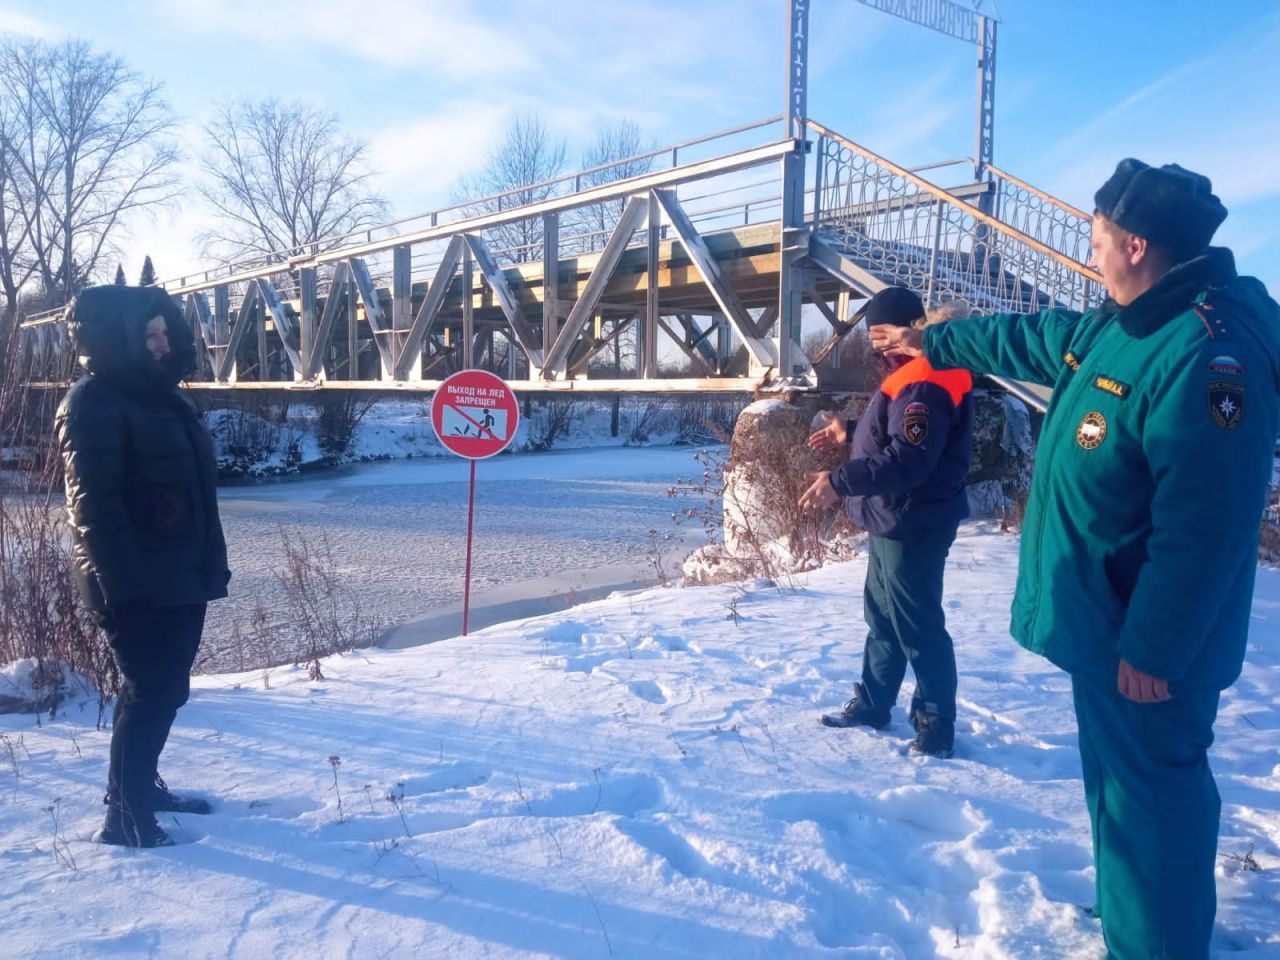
[
  {"left": 986, "top": 162, "right": 1093, "bottom": 269},
  {"left": 808, "top": 120, "right": 1103, "bottom": 314},
  {"left": 161, "top": 117, "right": 787, "bottom": 291}
]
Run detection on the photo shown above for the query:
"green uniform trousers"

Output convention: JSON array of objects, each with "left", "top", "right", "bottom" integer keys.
[
  {"left": 859, "top": 526, "right": 958, "bottom": 721},
  {"left": 1072, "top": 676, "right": 1221, "bottom": 960}
]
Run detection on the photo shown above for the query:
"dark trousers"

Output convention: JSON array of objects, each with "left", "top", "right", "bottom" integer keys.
[
  {"left": 101, "top": 603, "right": 206, "bottom": 815},
  {"left": 859, "top": 526, "right": 958, "bottom": 721},
  {"left": 1072, "top": 675, "right": 1221, "bottom": 960}
]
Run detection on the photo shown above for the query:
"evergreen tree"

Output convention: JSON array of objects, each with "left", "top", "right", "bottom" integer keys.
[
  {"left": 114, "top": 264, "right": 127, "bottom": 285},
  {"left": 138, "top": 255, "right": 156, "bottom": 286}
]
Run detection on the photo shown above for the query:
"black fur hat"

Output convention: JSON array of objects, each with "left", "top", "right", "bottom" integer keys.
[
  {"left": 1094, "top": 158, "right": 1227, "bottom": 260},
  {"left": 861, "top": 286, "right": 925, "bottom": 328}
]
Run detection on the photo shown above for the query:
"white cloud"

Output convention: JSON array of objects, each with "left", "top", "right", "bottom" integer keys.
[
  {"left": 366, "top": 100, "right": 511, "bottom": 213},
  {"left": 153, "top": 0, "right": 536, "bottom": 81},
  {"left": 0, "top": 7, "right": 53, "bottom": 38}
]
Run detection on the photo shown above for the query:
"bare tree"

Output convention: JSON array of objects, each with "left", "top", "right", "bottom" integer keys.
[
  {"left": 0, "top": 92, "right": 39, "bottom": 362},
  {"left": 453, "top": 113, "right": 567, "bottom": 265},
  {"left": 0, "top": 38, "right": 176, "bottom": 359},
  {"left": 196, "top": 99, "right": 389, "bottom": 265},
  {"left": 571, "top": 120, "right": 654, "bottom": 246}
]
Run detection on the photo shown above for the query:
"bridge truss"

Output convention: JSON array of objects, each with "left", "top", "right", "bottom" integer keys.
[{"left": 18, "top": 2, "right": 1099, "bottom": 405}]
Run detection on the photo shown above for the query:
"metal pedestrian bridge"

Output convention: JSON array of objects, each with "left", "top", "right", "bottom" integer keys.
[
  {"left": 20, "top": 117, "right": 1099, "bottom": 403},
  {"left": 18, "top": 2, "right": 1101, "bottom": 407}
]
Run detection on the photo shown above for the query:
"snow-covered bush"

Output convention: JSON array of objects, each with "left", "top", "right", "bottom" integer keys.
[
  {"left": 0, "top": 482, "right": 116, "bottom": 719},
  {"left": 0, "top": 359, "right": 116, "bottom": 719},
  {"left": 965, "top": 392, "right": 1038, "bottom": 529},
  {"left": 678, "top": 398, "right": 855, "bottom": 586}
]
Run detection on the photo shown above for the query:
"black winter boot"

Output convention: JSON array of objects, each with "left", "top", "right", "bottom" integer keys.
[
  {"left": 909, "top": 712, "right": 954, "bottom": 758},
  {"left": 819, "top": 683, "right": 891, "bottom": 729},
  {"left": 105, "top": 776, "right": 213, "bottom": 815},
  {"left": 152, "top": 775, "right": 212, "bottom": 815},
  {"left": 94, "top": 802, "right": 174, "bottom": 848}
]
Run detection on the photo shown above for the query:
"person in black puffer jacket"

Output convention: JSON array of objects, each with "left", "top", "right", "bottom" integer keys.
[{"left": 55, "top": 284, "right": 230, "bottom": 847}]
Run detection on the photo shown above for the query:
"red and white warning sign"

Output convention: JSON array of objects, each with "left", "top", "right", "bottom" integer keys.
[{"left": 430, "top": 370, "right": 519, "bottom": 460}]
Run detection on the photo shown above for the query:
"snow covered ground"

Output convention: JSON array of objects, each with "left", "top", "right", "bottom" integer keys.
[{"left": 2, "top": 525, "right": 1278, "bottom": 959}]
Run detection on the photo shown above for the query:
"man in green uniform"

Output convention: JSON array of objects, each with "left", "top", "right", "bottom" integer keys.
[{"left": 870, "top": 159, "right": 1280, "bottom": 959}]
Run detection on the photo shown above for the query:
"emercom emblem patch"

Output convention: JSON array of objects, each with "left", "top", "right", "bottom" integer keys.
[
  {"left": 1208, "top": 380, "right": 1245, "bottom": 430},
  {"left": 904, "top": 401, "right": 929, "bottom": 446},
  {"left": 1076, "top": 411, "right": 1107, "bottom": 450}
]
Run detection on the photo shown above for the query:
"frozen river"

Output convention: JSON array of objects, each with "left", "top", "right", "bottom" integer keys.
[{"left": 203, "top": 446, "right": 710, "bottom": 669}]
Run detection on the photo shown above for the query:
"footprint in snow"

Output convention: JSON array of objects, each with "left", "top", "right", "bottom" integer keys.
[
  {"left": 397, "top": 761, "right": 492, "bottom": 796},
  {"left": 628, "top": 679, "right": 668, "bottom": 704}
]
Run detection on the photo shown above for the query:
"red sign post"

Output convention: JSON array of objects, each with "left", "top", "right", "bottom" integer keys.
[{"left": 430, "top": 370, "right": 520, "bottom": 635}]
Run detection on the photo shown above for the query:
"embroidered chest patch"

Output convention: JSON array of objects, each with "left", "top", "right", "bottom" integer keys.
[
  {"left": 1092, "top": 375, "right": 1131, "bottom": 399},
  {"left": 903, "top": 401, "right": 929, "bottom": 446},
  {"left": 1064, "top": 351, "right": 1081, "bottom": 372},
  {"left": 1208, "top": 381, "right": 1245, "bottom": 430},
  {"left": 1076, "top": 411, "right": 1107, "bottom": 450}
]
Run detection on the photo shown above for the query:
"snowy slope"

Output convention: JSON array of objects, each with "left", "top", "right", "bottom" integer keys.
[{"left": 1, "top": 525, "right": 1278, "bottom": 959}]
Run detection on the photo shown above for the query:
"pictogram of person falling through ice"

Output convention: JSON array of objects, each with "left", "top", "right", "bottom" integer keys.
[{"left": 451, "top": 406, "right": 497, "bottom": 438}]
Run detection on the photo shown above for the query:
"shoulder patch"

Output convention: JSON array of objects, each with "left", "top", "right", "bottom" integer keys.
[
  {"left": 1208, "top": 355, "right": 1244, "bottom": 377},
  {"left": 903, "top": 401, "right": 929, "bottom": 446},
  {"left": 1208, "top": 381, "right": 1245, "bottom": 430}
]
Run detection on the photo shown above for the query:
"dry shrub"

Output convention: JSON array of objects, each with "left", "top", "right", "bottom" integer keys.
[
  {"left": 672, "top": 398, "right": 741, "bottom": 445},
  {"left": 313, "top": 390, "right": 378, "bottom": 459},
  {"left": 626, "top": 398, "right": 670, "bottom": 444},
  {"left": 526, "top": 398, "right": 580, "bottom": 450},
  {"left": 201, "top": 597, "right": 277, "bottom": 675},
  {"left": 675, "top": 400, "right": 856, "bottom": 585},
  {"left": 0, "top": 353, "right": 116, "bottom": 722},
  {"left": 0, "top": 488, "right": 116, "bottom": 720},
  {"left": 271, "top": 528, "right": 381, "bottom": 675}
]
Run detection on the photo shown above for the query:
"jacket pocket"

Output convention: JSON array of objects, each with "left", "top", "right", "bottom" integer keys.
[
  {"left": 128, "top": 458, "right": 195, "bottom": 540},
  {"left": 127, "top": 483, "right": 194, "bottom": 539}
]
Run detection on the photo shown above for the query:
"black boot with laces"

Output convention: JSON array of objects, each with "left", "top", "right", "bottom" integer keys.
[
  {"left": 818, "top": 683, "right": 891, "bottom": 729},
  {"left": 94, "top": 802, "right": 174, "bottom": 848},
  {"left": 151, "top": 775, "right": 212, "bottom": 815},
  {"left": 104, "top": 775, "right": 213, "bottom": 816}
]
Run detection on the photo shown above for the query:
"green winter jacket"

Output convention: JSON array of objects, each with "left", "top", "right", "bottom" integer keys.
[{"left": 924, "top": 248, "right": 1280, "bottom": 691}]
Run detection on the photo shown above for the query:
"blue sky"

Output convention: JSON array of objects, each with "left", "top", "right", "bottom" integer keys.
[{"left": 2, "top": 0, "right": 1277, "bottom": 293}]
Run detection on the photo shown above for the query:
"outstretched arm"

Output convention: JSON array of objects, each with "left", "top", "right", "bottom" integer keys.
[{"left": 873, "top": 308, "right": 1084, "bottom": 386}]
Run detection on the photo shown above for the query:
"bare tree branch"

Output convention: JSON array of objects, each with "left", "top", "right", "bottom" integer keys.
[
  {"left": 0, "top": 38, "right": 178, "bottom": 360},
  {"left": 196, "top": 99, "right": 389, "bottom": 266},
  {"left": 452, "top": 112, "right": 567, "bottom": 265}
]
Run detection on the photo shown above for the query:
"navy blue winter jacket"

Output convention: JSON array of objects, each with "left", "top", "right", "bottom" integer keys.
[{"left": 831, "top": 356, "right": 974, "bottom": 538}]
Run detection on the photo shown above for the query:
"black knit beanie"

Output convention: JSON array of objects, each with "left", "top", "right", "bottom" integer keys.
[
  {"left": 1094, "top": 158, "right": 1227, "bottom": 260},
  {"left": 861, "top": 286, "right": 924, "bottom": 328}
]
